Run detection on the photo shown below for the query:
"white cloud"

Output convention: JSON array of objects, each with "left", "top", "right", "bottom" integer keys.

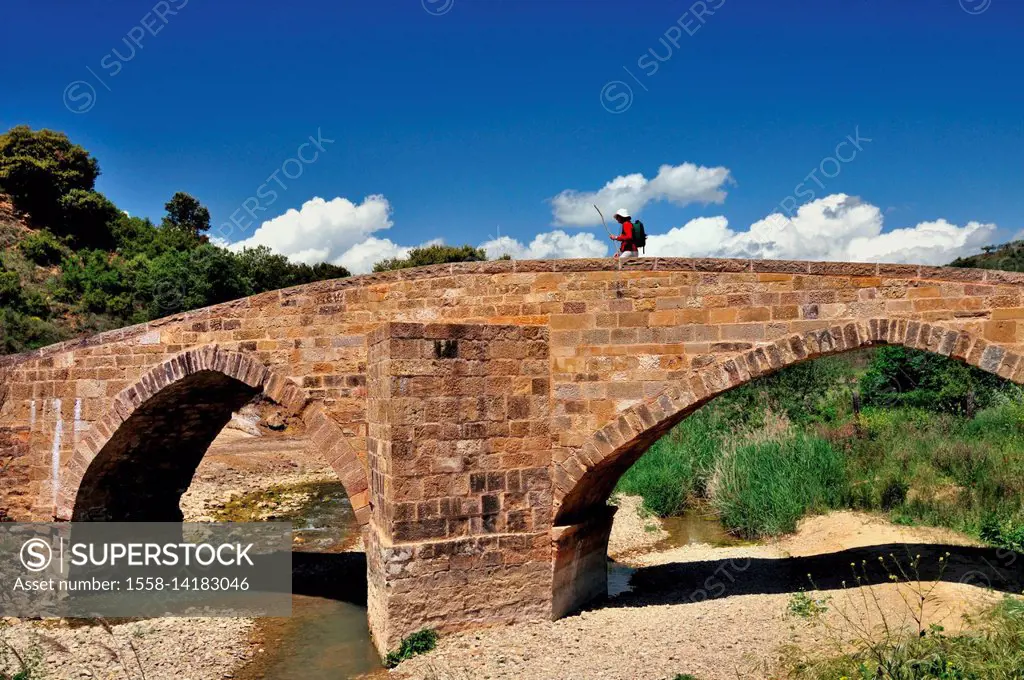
[
  {"left": 231, "top": 191, "right": 993, "bottom": 275},
  {"left": 550, "top": 163, "right": 732, "bottom": 227},
  {"left": 335, "top": 237, "right": 410, "bottom": 274},
  {"left": 336, "top": 237, "right": 443, "bottom": 274},
  {"left": 480, "top": 230, "right": 609, "bottom": 260},
  {"left": 230, "top": 195, "right": 393, "bottom": 264},
  {"left": 645, "top": 194, "right": 996, "bottom": 265}
]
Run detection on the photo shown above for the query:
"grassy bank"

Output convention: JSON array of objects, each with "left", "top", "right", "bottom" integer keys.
[{"left": 617, "top": 348, "right": 1024, "bottom": 548}]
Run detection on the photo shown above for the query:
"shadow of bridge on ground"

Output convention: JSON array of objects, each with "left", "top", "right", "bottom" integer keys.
[{"left": 608, "top": 543, "right": 1023, "bottom": 610}]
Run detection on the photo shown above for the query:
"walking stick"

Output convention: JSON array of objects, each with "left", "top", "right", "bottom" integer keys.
[
  {"left": 594, "top": 204, "right": 614, "bottom": 237},
  {"left": 595, "top": 205, "right": 624, "bottom": 294}
]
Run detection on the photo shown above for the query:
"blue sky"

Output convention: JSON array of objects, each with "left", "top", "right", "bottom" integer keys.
[{"left": 2, "top": 0, "right": 1022, "bottom": 271}]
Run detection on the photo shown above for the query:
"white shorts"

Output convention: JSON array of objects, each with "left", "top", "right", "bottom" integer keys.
[{"left": 619, "top": 250, "right": 638, "bottom": 260}]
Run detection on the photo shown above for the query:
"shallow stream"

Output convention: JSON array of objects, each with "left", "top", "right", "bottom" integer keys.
[{"left": 234, "top": 482, "right": 385, "bottom": 679}]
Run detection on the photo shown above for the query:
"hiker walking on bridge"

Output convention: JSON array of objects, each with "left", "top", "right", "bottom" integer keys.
[{"left": 611, "top": 208, "right": 639, "bottom": 259}]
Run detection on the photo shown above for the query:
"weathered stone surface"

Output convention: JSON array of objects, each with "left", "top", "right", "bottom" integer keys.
[{"left": 1, "top": 257, "right": 1023, "bottom": 657}]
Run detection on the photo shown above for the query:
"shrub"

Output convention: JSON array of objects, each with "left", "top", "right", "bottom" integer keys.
[
  {"left": 384, "top": 628, "right": 438, "bottom": 668},
  {"left": 373, "top": 244, "right": 487, "bottom": 272},
  {"left": 0, "top": 309, "right": 66, "bottom": 354},
  {"left": 879, "top": 477, "right": 909, "bottom": 511},
  {"left": 788, "top": 590, "right": 829, "bottom": 618},
  {"left": 861, "top": 345, "right": 1009, "bottom": 415},
  {"left": 18, "top": 230, "right": 67, "bottom": 266},
  {"left": 980, "top": 515, "right": 1024, "bottom": 553}
]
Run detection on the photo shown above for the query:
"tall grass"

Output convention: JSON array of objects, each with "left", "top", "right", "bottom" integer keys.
[
  {"left": 614, "top": 409, "right": 724, "bottom": 517},
  {"left": 711, "top": 433, "right": 846, "bottom": 538}
]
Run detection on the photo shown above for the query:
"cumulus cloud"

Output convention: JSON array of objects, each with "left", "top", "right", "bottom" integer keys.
[
  {"left": 336, "top": 236, "right": 443, "bottom": 274},
  {"left": 550, "top": 163, "right": 732, "bottom": 227},
  {"left": 230, "top": 195, "right": 393, "bottom": 264},
  {"left": 645, "top": 194, "right": 996, "bottom": 265},
  {"left": 231, "top": 191, "right": 993, "bottom": 275},
  {"left": 480, "top": 230, "right": 609, "bottom": 260}
]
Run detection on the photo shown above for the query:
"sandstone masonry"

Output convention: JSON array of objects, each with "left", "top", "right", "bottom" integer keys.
[{"left": 2, "top": 257, "right": 1024, "bottom": 653}]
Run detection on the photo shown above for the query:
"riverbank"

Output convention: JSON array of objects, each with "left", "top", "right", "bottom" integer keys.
[{"left": 391, "top": 510, "right": 1012, "bottom": 680}]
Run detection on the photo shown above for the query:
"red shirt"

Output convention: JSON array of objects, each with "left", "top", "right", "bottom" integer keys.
[{"left": 615, "top": 221, "right": 636, "bottom": 250}]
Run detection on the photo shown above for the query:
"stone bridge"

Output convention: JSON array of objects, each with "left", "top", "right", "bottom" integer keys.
[{"left": 3, "top": 257, "right": 1024, "bottom": 653}]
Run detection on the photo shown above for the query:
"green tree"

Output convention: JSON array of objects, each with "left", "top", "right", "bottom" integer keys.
[
  {"left": 142, "top": 245, "right": 247, "bottom": 317},
  {"left": 860, "top": 345, "right": 1007, "bottom": 415},
  {"left": 297, "top": 261, "right": 351, "bottom": 284},
  {"left": 372, "top": 244, "right": 487, "bottom": 272},
  {"left": 57, "top": 189, "right": 119, "bottom": 250},
  {"left": 58, "top": 250, "right": 143, "bottom": 321},
  {"left": 162, "top": 192, "right": 211, "bottom": 239},
  {"left": 112, "top": 214, "right": 201, "bottom": 259},
  {"left": 0, "top": 126, "right": 117, "bottom": 248},
  {"left": 0, "top": 126, "right": 99, "bottom": 223},
  {"left": 233, "top": 246, "right": 349, "bottom": 293},
  {"left": 950, "top": 240, "right": 1024, "bottom": 273}
]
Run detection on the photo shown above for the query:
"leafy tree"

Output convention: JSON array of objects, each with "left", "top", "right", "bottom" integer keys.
[
  {"left": 57, "top": 189, "right": 120, "bottom": 249},
  {"left": 0, "top": 126, "right": 117, "bottom": 248},
  {"left": 58, "top": 250, "right": 143, "bottom": 321},
  {"left": 860, "top": 345, "right": 1008, "bottom": 415},
  {"left": 141, "top": 245, "right": 248, "bottom": 317},
  {"left": 0, "top": 125, "right": 358, "bottom": 353},
  {"left": 0, "top": 126, "right": 99, "bottom": 224},
  {"left": 950, "top": 240, "right": 1024, "bottom": 273},
  {"left": 292, "top": 261, "right": 351, "bottom": 285},
  {"left": 162, "top": 192, "right": 211, "bottom": 239},
  {"left": 112, "top": 214, "right": 200, "bottom": 259},
  {"left": 372, "top": 244, "right": 487, "bottom": 272},
  {"left": 233, "top": 246, "right": 349, "bottom": 293}
]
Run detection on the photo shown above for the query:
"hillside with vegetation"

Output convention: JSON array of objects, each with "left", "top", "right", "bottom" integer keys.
[
  {"left": 951, "top": 240, "right": 1024, "bottom": 272},
  {"left": 0, "top": 126, "right": 491, "bottom": 355}
]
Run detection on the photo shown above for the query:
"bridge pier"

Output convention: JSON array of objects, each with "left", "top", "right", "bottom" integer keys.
[
  {"left": 364, "top": 323, "right": 555, "bottom": 654},
  {"left": 551, "top": 506, "right": 616, "bottom": 618}
]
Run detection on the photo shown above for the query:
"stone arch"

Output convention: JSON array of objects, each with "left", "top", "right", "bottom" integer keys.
[
  {"left": 57, "top": 345, "right": 369, "bottom": 523},
  {"left": 553, "top": 317, "right": 1019, "bottom": 526}
]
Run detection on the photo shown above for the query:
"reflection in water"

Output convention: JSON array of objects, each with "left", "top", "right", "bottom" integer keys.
[
  {"left": 609, "top": 510, "right": 740, "bottom": 598},
  {"left": 236, "top": 482, "right": 386, "bottom": 680},
  {"left": 240, "top": 595, "right": 384, "bottom": 680},
  {"left": 657, "top": 510, "right": 743, "bottom": 550}
]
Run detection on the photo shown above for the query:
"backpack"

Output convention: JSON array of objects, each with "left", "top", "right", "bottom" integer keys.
[{"left": 632, "top": 220, "right": 647, "bottom": 252}]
